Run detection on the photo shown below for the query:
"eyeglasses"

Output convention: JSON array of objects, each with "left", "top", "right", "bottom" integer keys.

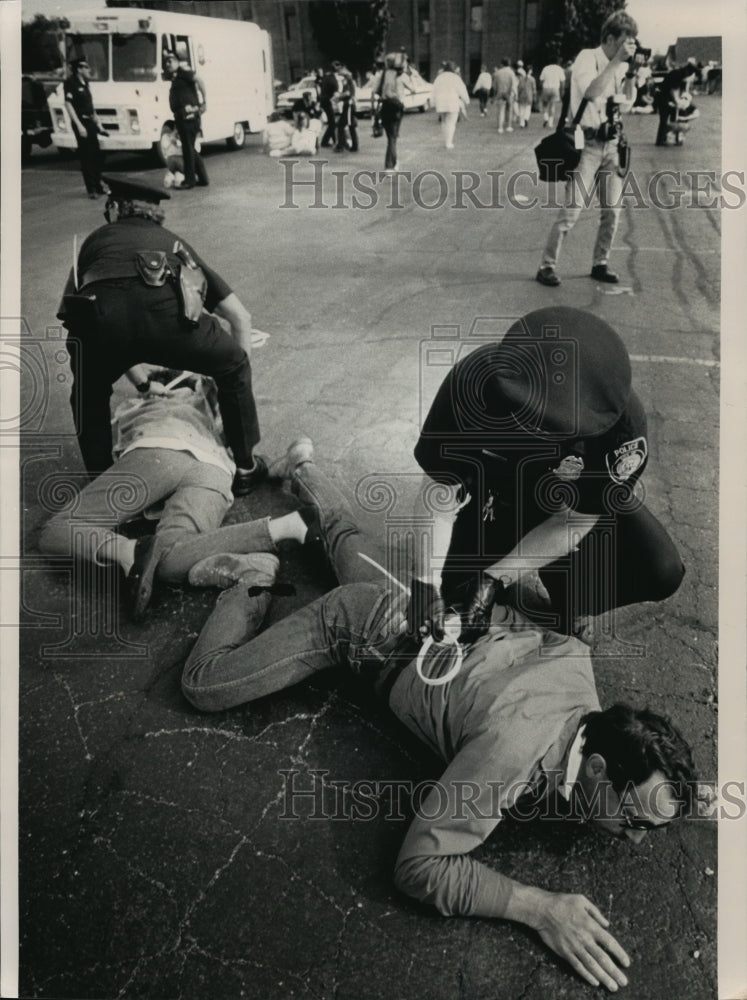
[{"left": 621, "top": 810, "right": 667, "bottom": 832}]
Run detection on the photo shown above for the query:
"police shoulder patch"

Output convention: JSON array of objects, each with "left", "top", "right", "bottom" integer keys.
[{"left": 605, "top": 436, "right": 647, "bottom": 483}]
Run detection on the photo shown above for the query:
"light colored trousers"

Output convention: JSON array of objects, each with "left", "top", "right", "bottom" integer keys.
[
  {"left": 541, "top": 138, "right": 624, "bottom": 269},
  {"left": 440, "top": 110, "right": 459, "bottom": 147},
  {"left": 39, "top": 447, "right": 274, "bottom": 583}
]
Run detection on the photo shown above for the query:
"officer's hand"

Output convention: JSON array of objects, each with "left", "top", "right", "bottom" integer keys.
[
  {"left": 407, "top": 579, "right": 445, "bottom": 642},
  {"left": 535, "top": 893, "right": 631, "bottom": 992},
  {"left": 458, "top": 575, "right": 496, "bottom": 644}
]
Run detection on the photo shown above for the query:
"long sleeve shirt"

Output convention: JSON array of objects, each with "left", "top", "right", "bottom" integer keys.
[{"left": 388, "top": 613, "right": 600, "bottom": 916}]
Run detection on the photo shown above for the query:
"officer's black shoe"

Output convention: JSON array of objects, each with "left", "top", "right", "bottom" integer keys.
[
  {"left": 126, "top": 535, "right": 163, "bottom": 622},
  {"left": 232, "top": 455, "right": 269, "bottom": 496},
  {"left": 175, "top": 182, "right": 195, "bottom": 190},
  {"left": 590, "top": 264, "right": 619, "bottom": 283},
  {"left": 195, "top": 180, "right": 210, "bottom": 187},
  {"left": 536, "top": 266, "right": 561, "bottom": 287}
]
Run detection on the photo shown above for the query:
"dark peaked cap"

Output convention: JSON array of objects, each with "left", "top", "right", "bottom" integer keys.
[
  {"left": 479, "top": 307, "right": 632, "bottom": 438},
  {"left": 102, "top": 173, "right": 170, "bottom": 203}
]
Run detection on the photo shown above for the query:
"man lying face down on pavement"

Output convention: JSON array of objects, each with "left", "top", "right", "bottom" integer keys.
[
  {"left": 39, "top": 369, "right": 316, "bottom": 621},
  {"left": 181, "top": 438, "right": 697, "bottom": 993}
]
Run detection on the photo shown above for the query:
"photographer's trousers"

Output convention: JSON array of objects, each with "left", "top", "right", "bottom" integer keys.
[{"left": 541, "top": 138, "right": 623, "bottom": 269}]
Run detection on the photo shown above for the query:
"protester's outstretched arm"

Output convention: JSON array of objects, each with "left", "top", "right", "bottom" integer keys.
[{"left": 395, "top": 851, "right": 630, "bottom": 991}]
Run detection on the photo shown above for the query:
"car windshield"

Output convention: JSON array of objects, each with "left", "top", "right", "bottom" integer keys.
[
  {"left": 113, "top": 32, "right": 158, "bottom": 81},
  {"left": 65, "top": 33, "right": 109, "bottom": 80}
]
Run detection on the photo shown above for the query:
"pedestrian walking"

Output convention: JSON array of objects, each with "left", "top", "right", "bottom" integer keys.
[
  {"left": 516, "top": 67, "right": 535, "bottom": 126},
  {"left": 472, "top": 64, "right": 492, "bottom": 116},
  {"left": 431, "top": 61, "right": 470, "bottom": 148},
  {"left": 371, "top": 54, "right": 414, "bottom": 171},
  {"left": 63, "top": 58, "right": 107, "bottom": 198},
  {"left": 164, "top": 52, "right": 208, "bottom": 189},
  {"left": 538, "top": 57, "right": 566, "bottom": 127},
  {"left": 57, "top": 174, "right": 266, "bottom": 494},
  {"left": 492, "top": 59, "right": 517, "bottom": 133}
]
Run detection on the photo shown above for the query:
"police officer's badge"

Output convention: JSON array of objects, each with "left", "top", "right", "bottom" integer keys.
[{"left": 606, "top": 437, "right": 648, "bottom": 483}]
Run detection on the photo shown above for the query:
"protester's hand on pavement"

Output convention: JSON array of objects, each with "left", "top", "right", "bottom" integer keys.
[{"left": 535, "top": 892, "right": 631, "bottom": 992}]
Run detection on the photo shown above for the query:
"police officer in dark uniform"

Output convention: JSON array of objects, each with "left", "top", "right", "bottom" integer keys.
[
  {"left": 64, "top": 58, "right": 107, "bottom": 198},
  {"left": 410, "top": 307, "right": 684, "bottom": 638},
  {"left": 58, "top": 173, "right": 265, "bottom": 494},
  {"left": 319, "top": 62, "right": 341, "bottom": 148},
  {"left": 164, "top": 52, "right": 208, "bottom": 189}
]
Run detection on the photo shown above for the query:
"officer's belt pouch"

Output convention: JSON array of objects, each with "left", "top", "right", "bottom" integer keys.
[
  {"left": 175, "top": 262, "right": 208, "bottom": 327},
  {"left": 61, "top": 293, "right": 99, "bottom": 325},
  {"left": 135, "top": 251, "right": 170, "bottom": 287}
]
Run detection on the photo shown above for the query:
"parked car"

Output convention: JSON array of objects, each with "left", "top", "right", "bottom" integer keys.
[
  {"left": 356, "top": 67, "right": 434, "bottom": 116},
  {"left": 276, "top": 75, "right": 319, "bottom": 111},
  {"left": 21, "top": 74, "right": 55, "bottom": 160}
]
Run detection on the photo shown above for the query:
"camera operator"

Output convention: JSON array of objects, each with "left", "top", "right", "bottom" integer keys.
[{"left": 536, "top": 11, "right": 642, "bottom": 287}]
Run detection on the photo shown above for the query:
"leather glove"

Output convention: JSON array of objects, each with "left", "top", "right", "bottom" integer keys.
[
  {"left": 406, "top": 579, "right": 446, "bottom": 643},
  {"left": 458, "top": 574, "right": 498, "bottom": 645}
]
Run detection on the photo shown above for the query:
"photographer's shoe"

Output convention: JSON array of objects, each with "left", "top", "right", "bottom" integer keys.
[
  {"left": 590, "top": 264, "right": 619, "bottom": 283},
  {"left": 232, "top": 455, "right": 268, "bottom": 496},
  {"left": 536, "top": 266, "right": 561, "bottom": 287}
]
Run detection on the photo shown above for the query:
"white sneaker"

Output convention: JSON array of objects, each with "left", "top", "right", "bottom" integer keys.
[
  {"left": 506, "top": 126, "right": 514, "bottom": 132},
  {"left": 445, "top": 143, "right": 454, "bottom": 149},
  {"left": 497, "top": 127, "right": 504, "bottom": 133}
]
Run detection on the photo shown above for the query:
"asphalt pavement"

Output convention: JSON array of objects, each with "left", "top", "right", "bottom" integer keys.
[{"left": 17, "top": 99, "right": 721, "bottom": 999}]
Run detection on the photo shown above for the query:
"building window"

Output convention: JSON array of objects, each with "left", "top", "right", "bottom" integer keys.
[
  {"left": 526, "top": 1, "right": 538, "bottom": 30},
  {"left": 418, "top": 0, "right": 430, "bottom": 35},
  {"left": 470, "top": 5, "right": 483, "bottom": 32}
]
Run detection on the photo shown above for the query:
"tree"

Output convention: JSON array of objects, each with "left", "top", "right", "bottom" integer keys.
[
  {"left": 539, "top": 0, "right": 628, "bottom": 65},
  {"left": 308, "top": 0, "right": 391, "bottom": 78},
  {"left": 22, "top": 14, "right": 64, "bottom": 73}
]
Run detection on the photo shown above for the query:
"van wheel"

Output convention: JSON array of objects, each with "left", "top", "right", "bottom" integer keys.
[
  {"left": 153, "top": 123, "right": 177, "bottom": 166},
  {"left": 226, "top": 121, "right": 246, "bottom": 149},
  {"left": 57, "top": 147, "right": 76, "bottom": 159}
]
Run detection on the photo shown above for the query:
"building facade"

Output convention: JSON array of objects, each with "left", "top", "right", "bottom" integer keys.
[{"left": 107, "top": 0, "right": 554, "bottom": 87}]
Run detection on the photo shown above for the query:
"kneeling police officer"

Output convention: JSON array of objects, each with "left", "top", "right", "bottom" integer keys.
[{"left": 58, "top": 173, "right": 265, "bottom": 493}]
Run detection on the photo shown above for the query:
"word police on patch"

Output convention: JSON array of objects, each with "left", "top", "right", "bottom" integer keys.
[{"left": 606, "top": 437, "right": 648, "bottom": 483}]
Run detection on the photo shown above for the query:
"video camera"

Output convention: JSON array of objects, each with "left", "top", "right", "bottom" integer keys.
[{"left": 634, "top": 40, "right": 651, "bottom": 61}]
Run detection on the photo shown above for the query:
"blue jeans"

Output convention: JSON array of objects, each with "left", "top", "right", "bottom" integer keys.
[{"left": 182, "top": 463, "right": 411, "bottom": 712}]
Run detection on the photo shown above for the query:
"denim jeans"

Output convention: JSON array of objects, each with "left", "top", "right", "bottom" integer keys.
[
  {"left": 39, "top": 447, "right": 274, "bottom": 584},
  {"left": 182, "top": 463, "right": 411, "bottom": 712},
  {"left": 541, "top": 138, "right": 624, "bottom": 269}
]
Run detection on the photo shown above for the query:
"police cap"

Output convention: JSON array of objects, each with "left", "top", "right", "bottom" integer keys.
[
  {"left": 101, "top": 173, "right": 170, "bottom": 204},
  {"left": 490, "top": 306, "right": 632, "bottom": 438}
]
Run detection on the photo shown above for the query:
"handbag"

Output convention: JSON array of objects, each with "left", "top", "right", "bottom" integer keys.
[{"left": 534, "top": 96, "right": 589, "bottom": 183}]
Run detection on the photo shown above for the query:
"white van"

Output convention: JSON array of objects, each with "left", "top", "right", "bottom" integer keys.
[{"left": 47, "top": 8, "right": 274, "bottom": 162}]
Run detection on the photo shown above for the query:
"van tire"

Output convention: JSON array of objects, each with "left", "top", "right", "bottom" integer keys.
[
  {"left": 57, "top": 147, "right": 76, "bottom": 159},
  {"left": 153, "top": 123, "right": 177, "bottom": 166},
  {"left": 226, "top": 122, "right": 246, "bottom": 149}
]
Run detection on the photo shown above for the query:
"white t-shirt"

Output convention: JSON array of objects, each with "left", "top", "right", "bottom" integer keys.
[{"left": 539, "top": 63, "right": 565, "bottom": 93}]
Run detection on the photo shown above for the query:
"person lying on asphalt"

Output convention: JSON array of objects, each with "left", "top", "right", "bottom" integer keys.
[
  {"left": 39, "top": 369, "right": 309, "bottom": 621},
  {"left": 181, "top": 438, "right": 697, "bottom": 993}
]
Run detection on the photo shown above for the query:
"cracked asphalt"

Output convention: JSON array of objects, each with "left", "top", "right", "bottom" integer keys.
[{"left": 17, "top": 99, "right": 721, "bottom": 999}]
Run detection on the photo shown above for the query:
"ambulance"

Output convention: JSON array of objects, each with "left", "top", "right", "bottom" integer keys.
[{"left": 47, "top": 8, "right": 274, "bottom": 162}]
